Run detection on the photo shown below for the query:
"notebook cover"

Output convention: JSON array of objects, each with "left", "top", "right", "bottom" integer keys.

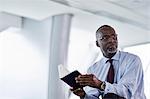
[{"left": 61, "top": 70, "right": 82, "bottom": 89}]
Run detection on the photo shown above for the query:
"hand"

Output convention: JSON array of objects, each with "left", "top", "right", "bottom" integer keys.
[
  {"left": 70, "top": 87, "right": 85, "bottom": 98},
  {"left": 75, "top": 74, "right": 102, "bottom": 88}
]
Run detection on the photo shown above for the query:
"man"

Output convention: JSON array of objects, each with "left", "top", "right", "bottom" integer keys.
[{"left": 71, "top": 25, "right": 146, "bottom": 99}]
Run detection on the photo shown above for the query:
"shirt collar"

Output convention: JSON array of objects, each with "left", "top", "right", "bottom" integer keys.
[{"left": 103, "top": 50, "right": 120, "bottom": 63}]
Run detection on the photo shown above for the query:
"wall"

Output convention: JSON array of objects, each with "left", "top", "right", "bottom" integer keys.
[{"left": 0, "top": 17, "right": 52, "bottom": 99}]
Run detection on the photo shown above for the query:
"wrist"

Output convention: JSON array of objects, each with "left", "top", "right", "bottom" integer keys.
[
  {"left": 80, "top": 92, "right": 86, "bottom": 99},
  {"left": 99, "top": 81, "right": 106, "bottom": 91}
]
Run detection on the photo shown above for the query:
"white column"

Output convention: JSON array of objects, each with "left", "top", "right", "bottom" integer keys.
[{"left": 48, "top": 14, "right": 73, "bottom": 99}]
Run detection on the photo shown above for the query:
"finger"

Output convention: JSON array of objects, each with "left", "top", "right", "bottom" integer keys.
[
  {"left": 72, "top": 88, "right": 79, "bottom": 93},
  {"left": 70, "top": 87, "right": 74, "bottom": 91},
  {"left": 70, "top": 87, "right": 80, "bottom": 91},
  {"left": 78, "top": 74, "right": 93, "bottom": 78},
  {"left": 75, "top": 88, "right": 82, "bottom": 91},
  {"left": 78, "top": 81, "right": 94, "bottom": 86},
  {"left": 76, "top": 75, "right": 93, "bottom": 80},
  {"left": 76, "top": 77, "right": 93, "bottom": 83}
]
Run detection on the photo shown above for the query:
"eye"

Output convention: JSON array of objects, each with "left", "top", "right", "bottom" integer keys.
[
  {"left": 100, "top": 34, "right": 117, "bottom": 41},
  {"left": 100, "top": 36, "right": 109, "bottom": 41},
  {"left": 112, "top": 34, "right": 117, "bottom": 40}
]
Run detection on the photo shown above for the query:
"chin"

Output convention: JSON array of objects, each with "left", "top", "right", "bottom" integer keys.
[{"left": 106, "top": 52, "right": 116, "bottom": 58}]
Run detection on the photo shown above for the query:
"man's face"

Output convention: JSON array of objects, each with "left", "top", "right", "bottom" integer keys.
[{"left": 96, "top": 28, "right": 118, "bottom": 58}]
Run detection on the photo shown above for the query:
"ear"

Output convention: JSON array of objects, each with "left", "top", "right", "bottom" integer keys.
[{"left": 96, "top": 41, "right": 100, "bottom": 47}]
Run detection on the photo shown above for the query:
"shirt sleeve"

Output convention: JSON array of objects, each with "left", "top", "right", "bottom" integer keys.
[
  {"left": 104, "top": 56, "right": 145, "bottom": 99},
  {"left": 83, "top": 63, "right": 102, "bottom": 99},
  {"left": 83, "top": 87, "right": 101, "bottom": 99}
]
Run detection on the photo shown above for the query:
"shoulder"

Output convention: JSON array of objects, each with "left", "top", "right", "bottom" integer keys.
[
  {"left": 87, "top": 58, "right": 105, "bottom": 73},
  {"left": 120, "top": 51, "right": 140, "bottom": 60},
  {"left": 120, "top": 51, "right": 142, "bottom": 67},
  {"left": 91, "top": 58, "right": 105, "bottom": 67},
  {"left": 88, "top": 61, "right": 99, "bottom": 70}
]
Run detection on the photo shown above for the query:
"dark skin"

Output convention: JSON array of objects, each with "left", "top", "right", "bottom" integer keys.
[{"left": 71, "top": 25, "right": 118, "bottom": 98}]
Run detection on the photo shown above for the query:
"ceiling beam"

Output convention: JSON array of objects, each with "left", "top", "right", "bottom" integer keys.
[{"left": 0, "top": 12, "right": 22, "bottom": 32}]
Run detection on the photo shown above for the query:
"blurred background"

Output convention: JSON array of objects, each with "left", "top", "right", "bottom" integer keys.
[{"left": 0, "top": 0, "right": 150, "bottom": 99}]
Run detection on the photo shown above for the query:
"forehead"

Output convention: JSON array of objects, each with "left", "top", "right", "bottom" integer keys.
[{"left": 97, "top": 27, "right": 116, "bottom": 37}]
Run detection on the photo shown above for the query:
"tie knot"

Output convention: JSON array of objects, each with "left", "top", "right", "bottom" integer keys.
[{"left": 107, "top": 59, "right": 113, "bottom": 64}]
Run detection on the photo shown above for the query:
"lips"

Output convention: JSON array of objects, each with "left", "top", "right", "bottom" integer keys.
[
  {"left": 106, "top": 43, "right": 117, "bottom": 53},
  {"left": 108, "top": 47, "right": 114, "bottom": 51}
]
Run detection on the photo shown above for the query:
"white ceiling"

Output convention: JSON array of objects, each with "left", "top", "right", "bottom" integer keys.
[
  {"left": 54, "top": 0, "right": 150, "bottom": 17},
  {"left": 50, "top": 0, "right": 150, "bottom": 29},
  {"left": 0, "top": 0, "right": 150, "bottom": 47}
]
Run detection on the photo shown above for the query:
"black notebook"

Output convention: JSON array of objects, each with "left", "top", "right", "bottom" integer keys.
[{"left": 58, "top": 64, "right": 82, "bottom": 89}]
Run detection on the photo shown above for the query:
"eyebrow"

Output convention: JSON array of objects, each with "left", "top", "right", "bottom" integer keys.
[{"left": 102, "top": 34, "right": 117, "bottom": 36}]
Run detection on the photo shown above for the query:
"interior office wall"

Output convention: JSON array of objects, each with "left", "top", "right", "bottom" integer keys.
[
  {"left": 0, "top": 17, "right": 52, "bottom": 99},
  {"left": 0, "top": 14, "right": 73, "bottom": 99},
  {"left": 148, "top": 30, "right": 150, "bottom": 40},
  {"left": 0, "top": 12, "right": 22, "bottom": 32}
]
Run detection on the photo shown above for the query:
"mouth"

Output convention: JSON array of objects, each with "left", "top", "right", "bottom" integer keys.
[
  {"left": 108, "top": 47, "right": 114, "bottom": 51},
  {"left": 107, "top": 44, "right": 117, "bottom": 53},
  {"left": 108, "top": 47, "right": 115, "bottom": 53}
]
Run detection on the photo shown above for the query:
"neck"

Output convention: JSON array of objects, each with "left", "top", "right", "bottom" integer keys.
[{"left": 104, "top": 52, "right": 116, "bottom": 59}]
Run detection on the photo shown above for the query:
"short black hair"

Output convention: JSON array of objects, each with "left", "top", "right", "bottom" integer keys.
[
  {"left": 96, "top": 25, "right": 115, "bottom": 39},
  {"left": 96, "top": 25, "right": 115, "bottom": 33}
]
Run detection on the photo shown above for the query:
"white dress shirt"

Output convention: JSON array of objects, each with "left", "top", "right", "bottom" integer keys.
[{"left": 83, "top": 51, "right": 146, "bottom": 99}]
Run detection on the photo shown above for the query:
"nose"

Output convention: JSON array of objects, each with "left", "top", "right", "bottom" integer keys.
[{"left": 108, "top": 36, "right": 117, "bottom": 43}]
